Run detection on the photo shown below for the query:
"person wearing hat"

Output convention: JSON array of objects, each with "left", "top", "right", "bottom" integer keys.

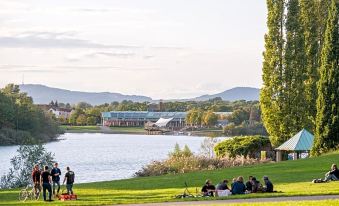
[{"left": 263, "top": 176, "right": 273, "bottom": 192}]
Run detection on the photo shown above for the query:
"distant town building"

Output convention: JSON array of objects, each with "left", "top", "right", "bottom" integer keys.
[
  {"left": 102, "top": 111, "right": 186, "bottom": 128},
  {"left": 102, "top": 111, "right": 233, "bottom": 129},
  {"left": 48, "top": 107, "right": 73, "bottom": 119},
  {"left": 147, "top": 100, "right": 165, "bottom": 112}
]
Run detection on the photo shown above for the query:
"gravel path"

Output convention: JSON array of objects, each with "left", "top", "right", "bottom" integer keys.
[{"left": 117, "top": 195, "right": 339, "bottom": 206}]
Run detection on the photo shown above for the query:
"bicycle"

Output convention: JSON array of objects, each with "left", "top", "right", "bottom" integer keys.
[{"left": 19, "top": 185, "right": 40, "bottom": 202}]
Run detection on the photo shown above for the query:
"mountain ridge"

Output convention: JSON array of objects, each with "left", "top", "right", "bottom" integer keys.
[{"left": 18, "top": 84, "right": 260, "bottom": 105}]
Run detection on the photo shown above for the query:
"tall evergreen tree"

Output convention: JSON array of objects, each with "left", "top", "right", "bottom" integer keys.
[
  {"left": 282, "top": 0, "right": 308, "bottom": 140},
  {"left": 317, "top": 0, "right": 332, "bottom": 55},
  {"left": 312, "top": 0, "right": 339, "bottom": 156},
  {"left": 300, "top": 0, "right": 320, "bottom": 131},
  {"left": 260, "top": 0, "right": 285, "bottom": 147}
]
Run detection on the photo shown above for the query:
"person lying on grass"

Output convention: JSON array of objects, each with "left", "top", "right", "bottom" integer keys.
[
  {"left": 324, "top": 164, "right": 339, "bottom": 182},
  {"left": 201, "top": 179, "right": 216, "bottom": 197}
]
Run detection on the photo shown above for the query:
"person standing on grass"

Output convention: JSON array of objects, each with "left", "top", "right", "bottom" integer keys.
[
  {"left": 40, "top": 165, "right": 53, "bottom": 201},
  {"left": 31, "top": 164, "right": 41, "bottom": 199},
  {"left": 63, "top": 166, "right": 75, "bottom": 195},
  {"left": 51, "top": 162, "right": 61, "bottom": 196}
]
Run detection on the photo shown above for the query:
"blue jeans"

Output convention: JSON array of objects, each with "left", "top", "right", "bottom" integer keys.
[
  {"left": 42, "top": 183, "right": 52, "bottom": 201},
  {"left": 325, "top": 172, "right": 339, "bottom": 181},
  {"left": 52, "top": 180, "right": 60, "bottom": 195},
  {"left": 66, "top": 184, "right": 73, "bottom": 195}
]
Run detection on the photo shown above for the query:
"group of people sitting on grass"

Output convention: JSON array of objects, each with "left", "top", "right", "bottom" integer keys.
[
  {"left": 201, "top": 175, "right": 274, "bottom": 197},
  {"left": 31, "top": 162, "right": 75, "bottom": 202}
]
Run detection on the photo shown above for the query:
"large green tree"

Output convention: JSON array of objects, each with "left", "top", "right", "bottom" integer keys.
[
  {"left": 312, "top": 0, "right": 339, "bottom": 156},
  {"left": 260, "top": 0, "right": 285, "bottom": 147},
  {"left": 282, "top": 0, "right": 308, "bottom": 133},
  {"left": 300, "top": 0, "right": 320, "bottom": 131}
]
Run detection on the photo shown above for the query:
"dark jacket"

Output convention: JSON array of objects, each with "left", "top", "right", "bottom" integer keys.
[
  {"left": 330, "top": 169, "right": 339, "bottom": 178},
  {"left": 231, "top": 181, "right": 246, "bottom": 195},
  {"left": 264, "top": 180, "right": 273, "bottom": 192}
]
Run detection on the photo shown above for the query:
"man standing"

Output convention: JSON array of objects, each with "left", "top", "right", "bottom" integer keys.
[
  {"left": 63, "top": 166, "right": 75, "bottom": 195},
  {"left": 51, "top": 162, "right": 61, "bottom": 196},
  {"left": 31, "top": 165, "right": 41, "bottom": 199},
  {"left": 40, "top": 165, "right": 53, "bottom": 201}
]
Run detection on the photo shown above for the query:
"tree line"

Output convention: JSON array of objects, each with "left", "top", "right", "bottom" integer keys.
[
  {"left": 261, "top": 0, "right": 338, "bottom": 155},
  {"left": 0, "top": 84, "right": 61, "bottom": 145}
]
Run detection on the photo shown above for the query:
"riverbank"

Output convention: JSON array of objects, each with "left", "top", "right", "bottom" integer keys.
[
  {"left": 60, "top": 125, "right": 225, "bottom": 137},
  {"left": 60, "top": 125, "right": 147, "bottom": 134},
  {"left": 1, "top": 151, "right": 338, "bottom": 205}
]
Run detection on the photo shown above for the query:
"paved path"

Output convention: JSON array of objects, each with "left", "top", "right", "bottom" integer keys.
[{"left": 117, "top": 195, "right": 339, "bottom": 206}]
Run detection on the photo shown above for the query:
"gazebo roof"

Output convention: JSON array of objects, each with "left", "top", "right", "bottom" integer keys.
[{"left": 276, "top": 129, "right": 314, "bottom": 151}]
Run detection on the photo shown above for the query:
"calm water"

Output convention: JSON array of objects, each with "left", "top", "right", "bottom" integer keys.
[{"left": 0, "top": 133, "right": 207, "bottom": 183}]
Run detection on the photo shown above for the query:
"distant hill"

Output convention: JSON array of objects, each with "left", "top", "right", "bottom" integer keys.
[
  {"left": 19, "top": 84, "right": 152, "bottom": 105},
  {"left": 19, "top": 84, "right": 260, "bottom": 105},
  {"left": 193, "top": 87, "right": 260, "bottom": 101}
]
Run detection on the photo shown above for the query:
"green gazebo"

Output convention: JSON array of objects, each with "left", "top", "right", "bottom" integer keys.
[{"left": 275, "top": 129, "right": 314, "bottom": 162}]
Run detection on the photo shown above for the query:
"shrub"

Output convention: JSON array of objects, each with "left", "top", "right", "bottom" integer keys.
[
  {"left": 0, "top": 144, "right": 55, "bottom": 189},
  {"left": 135, "top": 155, "right": 271, "bottom": 177},
  {"left": 135, "top": 143, "right": 271, "bottom": 177},
  {"left": 223, "top": 122, "right": 268, "bottom": 136},
  {"left": 214, "top": 135, "right": 271, "bottom": 158}
]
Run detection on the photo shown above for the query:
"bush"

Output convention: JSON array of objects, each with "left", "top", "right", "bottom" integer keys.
[
  {"left": 0, "top": 144, "right": 55, "bottom": 189},
  {"left": 0, "top": 128, "right": 33, "bottom": 145},
  {"left": 135, "top": 155, "right": 271, "bottom": 177},
  {"left": 223, "top": 122, "right": 268, "bottom": 136},
  {"left": 214, "top": 135, "right": 271, "bottom": 158},
  {"left": 135, "top": 143, "right": 271, "bottom": 177}
]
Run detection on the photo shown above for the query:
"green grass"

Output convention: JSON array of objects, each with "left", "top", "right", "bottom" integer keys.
[
  {"left": 200, "top": 200, "right": 339, "bottom": 206},
  {"left": 60, "top": 125, "right": 100, "bottom": 132},
  {"left": 1, "top": 152, "right": 338, "bottom": 205},
  {"left": 109, "top": 126, "right": 145, "bottom": 134}
]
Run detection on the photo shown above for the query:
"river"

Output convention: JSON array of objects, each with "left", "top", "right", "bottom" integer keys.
[{"left": 0, "top": 133, "right": 208, "bottom": 183}]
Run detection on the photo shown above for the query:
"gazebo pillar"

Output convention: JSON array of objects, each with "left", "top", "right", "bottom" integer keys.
[
  {"left": 293, "top": 152, "right": 298, "bottom": 160},
  {"left": 276, "top": 150, "right": 282, "bottom": 162}
]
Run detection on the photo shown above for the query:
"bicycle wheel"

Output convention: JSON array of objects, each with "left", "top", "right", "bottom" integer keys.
[
  {"left": 33, "top": 189, "right": 41, "bottom": 200},
  {"left": 18, "top": 190, "right": 28, "bottom": 202}
]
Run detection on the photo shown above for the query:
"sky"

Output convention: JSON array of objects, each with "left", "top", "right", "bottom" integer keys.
[{"left": 0, "top": 0, "right": 267, "bottom": 99}]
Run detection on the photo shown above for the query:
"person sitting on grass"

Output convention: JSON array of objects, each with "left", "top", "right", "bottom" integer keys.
[
  {"left": 216, "top": 179, "right": 229, "bottom": 190},
  {"left": 216, "top": 179, "right": 231, "bottom": 197},
  {"left": 245, "top": 176, "right": 253, "bottom": 192},
  {"left": 324, "top": 164, "right": 339, "bottom": 182},
  {"left": 231, "top": 176, "right": 246, "bottom": 195},
  {"left": 201, "top": 179, "right": 216, "bottom": 197},
  {"left": 262, "top": 176, "right": 274, "bottom": 192},
  {"left": 250, "top": 177, "right": 262, "bottom": 193},
  {"left": 231, "top": 177, "right": 237, "bottom": 189}
]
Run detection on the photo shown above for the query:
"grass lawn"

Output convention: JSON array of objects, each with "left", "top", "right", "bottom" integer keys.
[
  {"left": 200, "top": 200, "right": 339, "bottom": 206},
  {"left": 109, "top": 126, "right": 146, "bottom": 134},
  {"left": 0, "top": 152, "right": 338, "bottom": 205},
  {"left": 60, "top": 125, "right": 101, "bottom": 132}
]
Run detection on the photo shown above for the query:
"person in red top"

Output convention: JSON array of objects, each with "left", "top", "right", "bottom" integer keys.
[{"left": 31, "top": 164, "right": 41, "bottom": 199}]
